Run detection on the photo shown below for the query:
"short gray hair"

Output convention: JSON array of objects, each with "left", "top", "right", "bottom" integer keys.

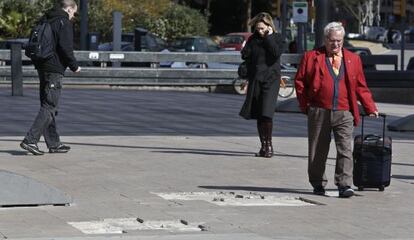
[{"left": 323, "top": 22, "right": 345, "bottom": 38}]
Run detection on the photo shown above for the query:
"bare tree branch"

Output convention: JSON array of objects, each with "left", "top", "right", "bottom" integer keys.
[{"left": 339, "top": 0, "right": 359, "bottom": 19}]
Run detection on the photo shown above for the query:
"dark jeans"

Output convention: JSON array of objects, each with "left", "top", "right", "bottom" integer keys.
[{"left": 24, "top": 71, "right": 63, "bottom": 148}]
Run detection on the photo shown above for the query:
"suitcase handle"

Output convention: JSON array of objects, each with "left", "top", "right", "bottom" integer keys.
[
  {"left": 361, "top": 113, "right": 386, "bottom": 149},
  {"left": 363, "top": 134, "right": 381, "bottom": 141}
]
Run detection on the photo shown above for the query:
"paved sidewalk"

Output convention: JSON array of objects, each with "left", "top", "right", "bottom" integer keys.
[{"left": 0, "top": 88, "right": 413, "bottom": 240}]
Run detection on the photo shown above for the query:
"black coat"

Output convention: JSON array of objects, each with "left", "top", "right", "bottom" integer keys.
[
  {"left": 34, "top": 8, "right": 79, "bottom": 74},
  {"left": 239, "top": 32, "right": 283, "bottom": 120}
]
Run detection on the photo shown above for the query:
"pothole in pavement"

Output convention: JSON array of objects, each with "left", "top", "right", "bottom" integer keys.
[
  {"left": 68, "top": 218, "right": 206, "bottom": 234},
  {"left": 154, "top": 191, "right": 323, "bottom": 206}
]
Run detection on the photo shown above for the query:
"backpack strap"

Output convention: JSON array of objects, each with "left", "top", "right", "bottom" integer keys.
[{"left": 47, "top": 16, "right": 65, "bottom": 27}]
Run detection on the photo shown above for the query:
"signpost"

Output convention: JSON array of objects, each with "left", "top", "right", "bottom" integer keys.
[
  {"left": 80, "top": 0, "right": 88, "bottom": 50},
  {"left": 315, "top": 0, "right": 329, "bottom": 49},
  {"left": 394, "top": 0, "right": 407, "bottom": 70},
  {"left": 292, "top": 1, "right": 308, "bottom": 23},
  {"left": 292, "top": 1, "right": 308, "bottom": 53},
  {"left": 112, "top": 11, "right": 122, "bottom": 68}
]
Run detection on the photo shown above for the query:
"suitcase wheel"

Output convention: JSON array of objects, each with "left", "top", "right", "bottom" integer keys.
[
  {"left": 358, "top": 186, "right": 364, "bottom": 191},
  {"left": 379, "top": 186, "right": 385, "bottom": 191}
]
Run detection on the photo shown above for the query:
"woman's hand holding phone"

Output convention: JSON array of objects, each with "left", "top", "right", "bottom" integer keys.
[{"left": 266, "top": 26, "right": 273, "bottom": 36}]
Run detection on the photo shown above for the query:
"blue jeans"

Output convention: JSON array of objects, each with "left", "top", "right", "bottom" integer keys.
[{"left": 24, "top": 71, "right": 63, "bottom": 148}]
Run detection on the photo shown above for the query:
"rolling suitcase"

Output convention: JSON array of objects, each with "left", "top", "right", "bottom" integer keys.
[{"left": 353, "top": 113, "right": 392, "bottom": 191}]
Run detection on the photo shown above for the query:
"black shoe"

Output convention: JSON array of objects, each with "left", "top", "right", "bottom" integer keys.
[
  {"left": 20, "top": 141, "right": 44, "bottom": 155},
  {"left": 338, "top": 186, "right": 354, "bottom": 198},
  {"left": 49, "top": 144, "right": 71, "bottom": 153},
  {"left": 313, "top": 186, "right": 326, "bottom": 195}
]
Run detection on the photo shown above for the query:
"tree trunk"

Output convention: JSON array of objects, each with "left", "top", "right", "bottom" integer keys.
[
  {"left": 358, "top": 3, "right": 364, "bottom": 34},
  {"left": 368, "top": 0, "right": 374, "bottom": 26},
  {"left": 375, "top": 0, "right": 381, "bottom": 26},
  {"left": 205, "top": 0, "right": 211, "bottom": 18},
  {"left": 245, "top": 0, "right": 252, "bottom": 32}
]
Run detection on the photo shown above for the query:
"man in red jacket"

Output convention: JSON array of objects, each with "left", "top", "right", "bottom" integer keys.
[{"left": 295, "top": 22, "right": 379, "bottom": 198}]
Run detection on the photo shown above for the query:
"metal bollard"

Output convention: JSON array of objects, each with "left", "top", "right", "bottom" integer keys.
[
  {"left": 112, "top": 11, "right": 122, "bottom": 68},
  {"left": 11, "top": 43, "right": 23, "bottom": 96},
  {"left": 150, "top": 62, "right": 159, "bottom": 68}
]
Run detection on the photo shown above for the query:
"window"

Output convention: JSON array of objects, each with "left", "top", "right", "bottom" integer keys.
[{"left": 222, "top": 36, "right": 244, "bottom": 44}]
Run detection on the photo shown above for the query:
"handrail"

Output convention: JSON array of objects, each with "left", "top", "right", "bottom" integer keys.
[
  {"left": 1, "top": 46, "right": 410, "bottom": 96},
  {"left": 0, "top": 50, "right": 398, "bottom": 69},
  {"left": 0, "top": 49, "right": 304, "bottom": 65}
]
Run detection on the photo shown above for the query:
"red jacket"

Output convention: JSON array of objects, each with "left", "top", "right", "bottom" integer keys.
[{"left": 294, "top": 47, "right": 377, "bottom": 126}]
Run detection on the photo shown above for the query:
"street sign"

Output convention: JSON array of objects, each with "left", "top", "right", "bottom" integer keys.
[{"left": 292, "top": 1, "right": 308, "bottom": 23}]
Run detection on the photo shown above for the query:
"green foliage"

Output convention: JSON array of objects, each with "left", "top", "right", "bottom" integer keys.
[
  {"left": 159, "top": 4, "right": 209, "bottom": 40},
  {"left": 88, "top": 0, "right": 172, "bottom": 41},
  {"left": 0, "top": 0, "right": 209, "bottom": 42},
  {"left": 133, "top": 3, "right": 209, "bottom": 40},
  {"left": 88, "top": 0, "right": 209, "bottom": 42},
  {"left": 0, "top": 0, "right": 53, "bottom": 40},
  {"left": 88, "top": 0, "right": 112, "bottom": 40},
  {"left": 0, "top": 11, "right": 28, "bottom": 39},
  {"left": 143, "top": 18, "right": 169, "bottom": 40}
]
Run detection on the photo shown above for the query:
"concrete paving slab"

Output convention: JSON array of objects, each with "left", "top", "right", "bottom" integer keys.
[
  {"left": 0, "top": 88, "right": 413, "bottom": 240},
  {"left": 9, "top": 233, "right": 275, "bottom": 240},
  {"left": 0, "top": 170, "right": 72, "bottom": 207}
]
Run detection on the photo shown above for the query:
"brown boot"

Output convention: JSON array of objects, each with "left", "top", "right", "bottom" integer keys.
[
  {"left": 262, "top": 121, "right": 274, "bottom": 158},
  {"left": 255, "top": 120, "right": 265, "bottom": 157}
]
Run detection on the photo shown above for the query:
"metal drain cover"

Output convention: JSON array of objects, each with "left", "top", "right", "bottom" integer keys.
[{"left": 154, "top": 191, "right": 317, "bottom": 206}]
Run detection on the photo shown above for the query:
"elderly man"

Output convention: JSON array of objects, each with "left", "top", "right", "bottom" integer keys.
[{"left": 295, "top": 22, "right": 379, "bottom": 198}]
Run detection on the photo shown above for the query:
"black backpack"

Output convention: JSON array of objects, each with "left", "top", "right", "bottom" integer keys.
[{"left": 25, "top": 19, "right": 55, "bottom": 62}]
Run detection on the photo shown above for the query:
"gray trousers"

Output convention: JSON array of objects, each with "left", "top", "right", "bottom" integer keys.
[
  {"left": 307, "top": 107, "right": 354, "bottom": 188},
  {"left": 24, "top": 71, "right": 62, "bottom": 148}
]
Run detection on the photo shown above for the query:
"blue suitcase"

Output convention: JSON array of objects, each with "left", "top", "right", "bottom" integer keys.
[{"left": 353, "top": 113, "right": 392, "bottom": 191}]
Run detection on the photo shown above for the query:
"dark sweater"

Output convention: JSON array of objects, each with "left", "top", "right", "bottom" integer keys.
[
  {"left": 35, "top": 8, "right": 79, "bottom": 74},
  {"left": 241, "top": 32, "right": 283, "bottom": 82}
]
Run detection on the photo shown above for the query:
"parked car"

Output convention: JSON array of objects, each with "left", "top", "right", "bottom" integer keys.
[
  {"left": 219, "top": 32, "right": 252, "bottom": 51},
  {"left": 364, "top": 26, "right": 387, "bottom": 41},
  {"left": 347, "top": 46, "right": 376, "bottom": 70},
  {"left": 346, "top": 33, "right": 364, "bottom": 40},
  {"left": 168, "top": 36, "right": 222, "bottom": 52},
  {"left": 404, "top": 27, "right": 414, "bottom": 43},
  {"left": 97, "top": 28, "right": 167, "bottom": 67},
  {"left": 97, "top": 41, "right": 134, "bottom": 51},
  {"left": 406, "top": 57, "right": 414, "bottom": 70},
  {"left": 167, "top": 36, "right": 243, "bottom": 69},
  {"left": 347, "top": 46, "right": 372, "bottom": 56},
  {"left": 97, "top": 28, "right": 167, "bottom": 52}
]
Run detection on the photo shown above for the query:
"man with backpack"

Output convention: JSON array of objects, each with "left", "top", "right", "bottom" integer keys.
[{"left": 20, "top": 0, "right": 80, "bottom": 155}]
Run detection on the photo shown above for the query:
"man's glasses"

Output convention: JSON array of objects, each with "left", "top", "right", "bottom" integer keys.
[{"left": 326, "top": 38, "right": 343, "bottom": 44}]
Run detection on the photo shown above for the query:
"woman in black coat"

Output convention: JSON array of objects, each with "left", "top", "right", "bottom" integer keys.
[{"left": 239, "top": 12, "right": 283, "bottom": 158}]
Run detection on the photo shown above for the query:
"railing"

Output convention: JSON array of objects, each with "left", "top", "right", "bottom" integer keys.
[
  {"left": 0, "top": 44, "right": 412, "bottom": 97},
  {"left": 0, "top": 49, "right": 303, "bottom": 66},
  {"left": 0, "top": 45, "right": 301, "bottom": 94}
]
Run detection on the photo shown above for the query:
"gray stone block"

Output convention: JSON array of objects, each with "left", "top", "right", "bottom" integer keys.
[
  {"left": 0, "top": 170, "right": 72, "bottom": 207},
  {"left": 388, "top": 114, "right": 414, "bottom": 132}
]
